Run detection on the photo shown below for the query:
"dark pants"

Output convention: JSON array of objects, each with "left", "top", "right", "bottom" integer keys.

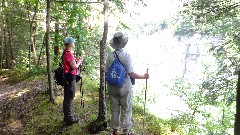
[{"left": 63, "top": 80, "right": 76, "bottom": 121}]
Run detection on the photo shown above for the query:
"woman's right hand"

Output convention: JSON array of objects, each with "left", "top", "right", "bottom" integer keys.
[
  {"left": 77, "top": 57, "right": 83, "bottom": 64},
  {"left": 143, "top": 73, "right": 149, "bottom": 79}
]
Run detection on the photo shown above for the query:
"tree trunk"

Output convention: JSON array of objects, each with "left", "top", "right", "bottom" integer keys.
[
  {"left": 27, "top": 0, "right": 39, "bottom": 67},
  {"left": 46, "top": 0, "right": 54, "bottom": 102},
  {"left": 98, "top": 0, "right": 109, "bottom": 122},
  {"left": 234, "top": 71, "right": 240, "bottom": 134},
  {"left": 37, "top": 34, "right": 45, "bottom": 67},
  {"left": 1, "top": 27, "right": 6, "bottom": 69},
  {"left": 8, "top": 22, "right": 15, "bottom": 68},
  {"left": 32, "top": 2, "right": 38, "bottom": 66},
  {"left": 54, "top": 17, "right": 60, "bottom": 63},
  {"left": 0, "top": 26, "right": 3, "bottom": 69},
  {"left": 25, "top": 1, "right": 31, "bottom": 71},
  {"left": 4, "top": 32, "right": 8, "bottom": 68},
  {"left": 5, "top": 17, "right": 10, "bottom": 69},
  {"left": 0, "top": 0, "right": 4, "bottom": 69},
  {"left": 87, "top": 1, "right": 109, "bottom": 133}
]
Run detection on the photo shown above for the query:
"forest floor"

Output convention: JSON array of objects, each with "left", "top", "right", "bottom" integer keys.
[
  {"left": 0, "top": 70, "right": 179, "bottom": 135},
  {"left": 0, "top": 73, "right": 49, "bottom": 134},
  {"left": 0, "top": 72, "right": 115, "bottom": 135}
]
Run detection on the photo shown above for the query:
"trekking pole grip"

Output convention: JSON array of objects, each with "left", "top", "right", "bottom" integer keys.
[
  {"left": 146, "top": 68, "right": 149, "bottom": 86},
  {"left": 145, "top": 68, "right": 149, "bottom": 106}
]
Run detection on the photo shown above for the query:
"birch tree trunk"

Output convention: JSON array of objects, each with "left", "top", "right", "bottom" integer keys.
[
  {"left": 46, "top": 0, "right": 54, "bottom": 102},
  {"left": 98, "top": 0, "right": 109, "bottom": 121},
  {"left": 27, "top": 0, "right": 39, "bottom": 66}
]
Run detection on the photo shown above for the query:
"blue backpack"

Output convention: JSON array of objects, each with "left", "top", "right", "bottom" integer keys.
[{"left": 106, "top": 51, "right": 126, "bottom": 87}]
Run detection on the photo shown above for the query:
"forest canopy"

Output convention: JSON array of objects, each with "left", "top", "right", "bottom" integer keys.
[{"left": 0, "top": 0, "right": 240, "bottom": 134}]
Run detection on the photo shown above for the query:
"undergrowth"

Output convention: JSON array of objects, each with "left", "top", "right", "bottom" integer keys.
[
  {"left": 0, "top": 66, "right": 47, "bottom": 84},
  {"left": 0, "top": 69, "right": 183, "bottom": 135}
]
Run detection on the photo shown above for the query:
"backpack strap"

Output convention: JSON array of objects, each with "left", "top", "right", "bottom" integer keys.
[
  {"left": 113, "top": 51, "right": 124, "bottom": 67},
  {"left": 61, "top": 50, "right": 70, "bottom": 63},
  {"left": 61, "top": 50, "right": 72, "bottom": 73},
  {"left": 113, "top": 51, "right": 126, "bottom": 77}
]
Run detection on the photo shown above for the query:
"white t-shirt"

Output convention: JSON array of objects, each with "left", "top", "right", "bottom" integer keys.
[{"left": 105, "top": 49, "right": 134, "bottom": 97}]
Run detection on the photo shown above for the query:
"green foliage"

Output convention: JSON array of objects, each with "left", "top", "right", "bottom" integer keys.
[
  {"left": 50, "top": 1, "right": 103, "bottom": 75},
  {"left": 29, "top": 66, "right": 47, "bottom": 76},
  {"left": 170, "top": 75, "right": 235, "bottom": 134},
  {"left": 173, "top": 15, "right": 196, "bottom": 37},
  {"left": 132, "top": 105, "right": 183, "bottom": 135},
  {"left": 82, "top": 73, "right": 99, "bottom": 91},
  {"left": 111, "top": 0, "right": 126, "bottom": 12},
  {"left": 174, "top": 0, "right": 240, "bottom": 37},
  {"left": 0, "top": 67, "right": 47, "bottom": 84},
  {"left": 0, "top": 0, "right": 149, "bottom": 72},
  {"left": 183, "top": 0, "right": 239, "bottom": 24},
  {"left": 172, "top": 1, "right": 239, "bottom": 133},
  {"left": 0, "top": 68, "right": 28, "bottom": 84}
]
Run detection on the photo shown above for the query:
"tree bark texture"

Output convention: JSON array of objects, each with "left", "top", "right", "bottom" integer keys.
[
  {"left": 5, "top": 17, "right": 10, "bottom": 69},
  {"left": 46, "top": 0, "right": 54, "bottom": 102},
  {"left": 27, "top": 0, "right": 39, "bottom": 66},
  {"left": 7, "top": 21, "right": 15, "bottom": 68},
  {"left": 98, "top": 0, "right": 109, "bottom": 120},
  {"left": 0, "top": 0, "right": 5, "bottom": 69},
  {"left": 234, "top": 71, "right": 240, "bottom": 135},
  {"left": 37, "top": 34, "right": 45, "bottom": 67},
  {"left": 0, "top": 26, "right": 3, "bottom": 69},
  {"left": 54, "top": 17, "right": 60, "bottom": 63}
]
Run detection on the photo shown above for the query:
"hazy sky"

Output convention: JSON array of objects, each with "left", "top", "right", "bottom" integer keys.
[{"left": 136, "top": 0, "right": 182, "bottom": 21}]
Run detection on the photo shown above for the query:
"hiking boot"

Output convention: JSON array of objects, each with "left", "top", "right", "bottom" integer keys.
[
  {"left": 112, "top": 131, "right": 120, "bottom": 135},
  {"left": 65, "top": 117, "right": 79, "bottom": 125},
  {"left": 121, "top": 133, "right": 135, "bottom": 135}
]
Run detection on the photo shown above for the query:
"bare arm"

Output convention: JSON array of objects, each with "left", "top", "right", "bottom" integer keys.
[
  {"left": 128, "top": 72, "right": 149, "bottom": 79},
  {"left": 69, "top": 57, "right": 83, "bottom": 69}
]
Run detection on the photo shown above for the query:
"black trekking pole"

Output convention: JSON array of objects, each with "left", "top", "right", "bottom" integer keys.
[
  {"left": 142, "top": 68, "right": 149, "bottom": 135},
  {"left": 79, "top": 61, "right": 85, "bottom": 110},
  {"left": 80, "top": 75, "right": 84, "bottom": 109},
  {"left": 78, "top": 62, "right": 85, "bottom": 135}
]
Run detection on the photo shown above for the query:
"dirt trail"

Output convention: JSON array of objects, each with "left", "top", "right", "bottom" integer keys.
[
  {"left": 0, "top": 75, "right": 47, "bottom": 134},
  {"left": 0, "top": 75, "right": 114, "bottom": 135}
]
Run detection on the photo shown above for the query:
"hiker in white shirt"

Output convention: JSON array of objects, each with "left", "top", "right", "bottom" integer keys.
[{"left": 105, "top": 32, "right": 149, "bottom": 135}]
